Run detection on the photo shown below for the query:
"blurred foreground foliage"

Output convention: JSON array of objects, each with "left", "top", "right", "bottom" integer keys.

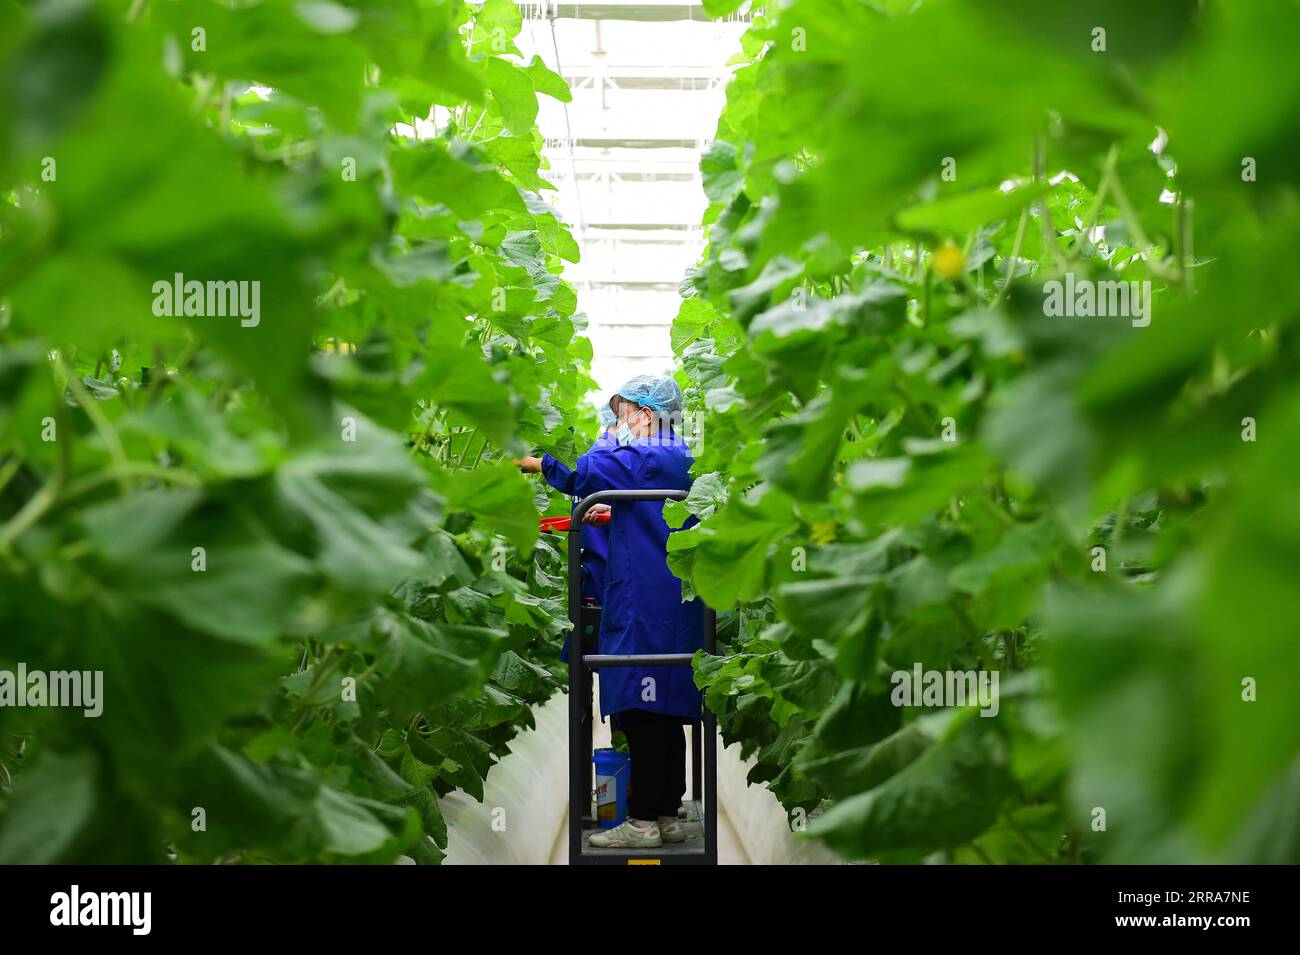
[
  {"left": 0, "top": 0, "right": 592, "bottom": 863},
  {"left": 675, "top": 0, "right": 1300, "bottom": 863}
]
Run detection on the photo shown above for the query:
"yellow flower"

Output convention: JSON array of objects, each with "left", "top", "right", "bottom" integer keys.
[
  {"left": 810, "top": 520, "right": 837, "bottom": 545},
  {"left": 932, "top": 241, "right": 965, "bottom": 281}
]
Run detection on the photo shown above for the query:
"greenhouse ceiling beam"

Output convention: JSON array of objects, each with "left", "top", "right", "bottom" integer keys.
[
  {"left": 560, "top": 144, "right": 703, "bottom": 162},
  {"left": 583, "top": 222, "right": 701, "bottom": 232},
  {"left": 546, "top": 155, "right": 700, "bottom": 173},
  {"left": 571, "top": 137, "right": 701, "bottom": 149},
  {"left": 518, "top": 2, "right": 754, "bottom": 24},
  {"left": 586, "top": 280, "right": 683, "bottom": 291},
  {"left": 598, "top": 352, "right": 677, "bottom": 360},
  {"left": 567, "top": 75, "right": 727, "bottom": 91},
  {"left": 561, "top": 63, "right": 732, "bottom": 80},
  {"left": 562, "top": 68, "right": 731, "bottom": 90},
  {"left": 583, "top": 228, "right": 702, "bottom": 241},
  {"left": 553, "top": 170, "right": 698, "bottom": 182}
]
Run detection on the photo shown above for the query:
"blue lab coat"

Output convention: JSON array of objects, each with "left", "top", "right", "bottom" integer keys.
[
  {"left": 543, "top": 433, "right": 613, "bottom": 665},
  {"left": 541, "top": 432, "right": 614, "bottom": 602},
  {"left": 542, "top": 432, "right": 704, "bottom": 722}
]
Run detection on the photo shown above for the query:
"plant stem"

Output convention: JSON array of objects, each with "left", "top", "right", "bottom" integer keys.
[
  {"left": 1179, "top": 195, "right": 1194, "bottom": 295},
  {"left": 63, "top": 361, "right": 132, "bottom": 495},
  {"left": 1033, "top": 138, "right": 1067, "bottom": 275},
  {"left": 469, "top": 436, "right": 489, "bottom": 470},
  {"left": 1108, "top": 169, "right": 1180, "bottom": 284},
  {"left": 0, "top": 402, "right": 71, "bottom": 553},
  {"left": 920, "top": 253, "right": 931, "bottom": 326},
  {"left": 466, "top": 107, "right": 487, "bottom": 142},
  {"left": 0, "top": 478, "right": 60, "bottom": 553},
  {"left": 409, "top": 405, "right": 439, "bottom": 457},
  {"left": 992, "top": 206, "right": 1029, "bottom": 306},
  {"left": 1072, "top": 144, "right": 1117, "bottom": 264},
  {"left": 453, "top": 427, "right": 480, "bottom": 469},
  {"left": 147, "top": 344, "right": 168, "bottom": 405},
  {"left": 1111, "top": 491, "right": 1130, "bottom": 551},
  {"left": 63, "top": 463, "right": 200, "bottom": 499},
  {"left": 0, "top": 454, "right": 22, "bottom": 498},
  {"left": 292, "top": 648, "right": 345, "bottom": 734}
]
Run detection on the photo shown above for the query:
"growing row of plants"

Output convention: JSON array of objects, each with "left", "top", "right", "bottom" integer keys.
[
  {"left": 673, "top": 0, "right": 1300, "bottom": 863},
  {"left": 0, "top": 0, "right": 589, "bottom": 863}
]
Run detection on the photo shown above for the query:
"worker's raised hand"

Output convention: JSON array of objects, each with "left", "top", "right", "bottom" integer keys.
[
  {"left": 582, "top": 504, "right": 612, "bottom": 525},
  {"left": 513, "top": 455, "right": 542, "bottom": 473}
]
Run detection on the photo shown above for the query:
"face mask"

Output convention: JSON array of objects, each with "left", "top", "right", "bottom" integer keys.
[{"left": 616, "top": 406, "right": 651, "bottom": 445}]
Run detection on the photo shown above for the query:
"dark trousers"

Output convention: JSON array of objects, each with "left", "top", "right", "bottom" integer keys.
[{"left": 614, "top": 708, "right": 687, "bottom": 821}]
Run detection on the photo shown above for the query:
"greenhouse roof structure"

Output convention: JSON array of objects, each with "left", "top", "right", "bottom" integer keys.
[{"left": 514, "top": 1, "right": 749, "bottom": 395}]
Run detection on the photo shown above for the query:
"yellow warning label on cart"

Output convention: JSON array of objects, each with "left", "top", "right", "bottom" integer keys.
[{"left": 627, "top": 859, "right": 661, "bottom": 865}]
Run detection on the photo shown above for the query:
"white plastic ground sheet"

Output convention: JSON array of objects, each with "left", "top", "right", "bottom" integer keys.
[
  {"left": 439, "top": 692, "right": 570, "bottom": 865},
  {"left": 716, "top": 740, "right": 847, "bottom": 866},
  {"left": 434, "top": 690, "right": 844, "bottom": 865}
]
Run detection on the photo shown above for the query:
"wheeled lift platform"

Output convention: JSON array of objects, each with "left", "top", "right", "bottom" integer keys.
[{"left": 562, "top": 489, "right": 719, "bottom": 865}]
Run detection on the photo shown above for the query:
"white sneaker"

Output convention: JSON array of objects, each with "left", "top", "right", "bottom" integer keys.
[
  {"left": 588, "top": 819, "right": 662, "bottom": 848},
  {"left": 658, "top": 817, "right": 687, "bottom": 843}
]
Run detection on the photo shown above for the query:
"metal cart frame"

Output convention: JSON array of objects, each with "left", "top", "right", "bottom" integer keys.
[{"left": 566, "top": 488, "right": 718, "bottom": 865}]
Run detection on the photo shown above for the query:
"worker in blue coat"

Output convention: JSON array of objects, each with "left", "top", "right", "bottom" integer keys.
[{"left": 518, "top": 375, "right": 702, "bottom": 849}]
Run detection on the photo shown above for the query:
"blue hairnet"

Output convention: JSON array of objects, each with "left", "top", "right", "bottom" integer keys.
[{"left": 612, "top": 375, "right": 684, "bottom": 418}]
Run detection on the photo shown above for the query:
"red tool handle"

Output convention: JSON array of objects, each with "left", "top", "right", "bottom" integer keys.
[{"left": 538, "top": 512, "right": 611, "bottom": 533}]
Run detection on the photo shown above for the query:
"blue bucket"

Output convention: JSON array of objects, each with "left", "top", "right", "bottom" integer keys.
[{"left": 592, "top": 748, "right": 630, "bottom": 829}]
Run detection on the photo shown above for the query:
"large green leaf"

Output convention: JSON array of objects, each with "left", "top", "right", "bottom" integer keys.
[
  {"left": 432, "top": 461, "right": 538, "bottom": 554},
  {"left": 809, "top": 712, "right": 1012, "bottom": 857}
]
